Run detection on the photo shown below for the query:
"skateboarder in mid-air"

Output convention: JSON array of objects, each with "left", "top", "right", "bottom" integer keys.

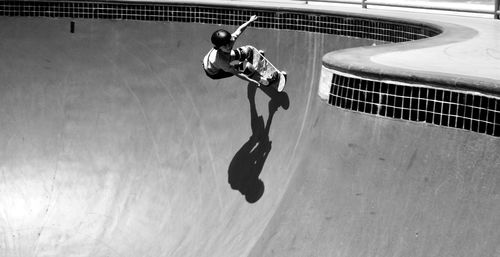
[{"left": 202, "top": 15, "right": 272, "bottom": 87}]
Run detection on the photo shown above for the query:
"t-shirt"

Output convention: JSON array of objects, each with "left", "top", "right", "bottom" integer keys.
[
  {"left": 202, "top": 48, "right": 236, "bottom": 75},
  {"left": 202, "top": 31, "right": 242, "bottom": 75}
]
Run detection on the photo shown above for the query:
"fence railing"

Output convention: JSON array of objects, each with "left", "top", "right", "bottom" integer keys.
[{"left": 265, "top": 0, "right": 500, "bottom": 19}]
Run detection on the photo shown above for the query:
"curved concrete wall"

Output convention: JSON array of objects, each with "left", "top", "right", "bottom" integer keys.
[{"left": 1, "top": 2, "right": 499, "bottom": 257}]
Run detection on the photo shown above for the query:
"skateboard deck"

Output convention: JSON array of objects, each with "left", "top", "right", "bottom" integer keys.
[{"left": 248, "top": 46, "right": 286, "bottom": 92}]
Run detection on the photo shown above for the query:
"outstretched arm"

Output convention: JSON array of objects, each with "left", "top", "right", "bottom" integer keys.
[{"left": 232, "top": 15, "right": 258, "bottom": 39}]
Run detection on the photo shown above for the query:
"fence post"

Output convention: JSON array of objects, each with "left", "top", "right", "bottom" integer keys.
[
  {"left": 495, "top": 0, "right": 499, "bottom": 19},
  {"left": 362, "top": 0, "right": 367, "bottom": 8}
]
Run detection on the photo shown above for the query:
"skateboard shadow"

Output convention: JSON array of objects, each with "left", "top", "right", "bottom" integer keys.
[{"left": 227, "top": 84, "right": 289, "bottom": 203}]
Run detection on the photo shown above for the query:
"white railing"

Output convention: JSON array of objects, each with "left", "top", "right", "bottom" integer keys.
[{"left": 244, "top": 0, "right": 500, "bottom": 19}]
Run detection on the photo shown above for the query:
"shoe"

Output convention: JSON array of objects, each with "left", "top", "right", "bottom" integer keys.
[
  {"left": 259, "top": 78, "right": 270, "bottom": 87},
  {"left": 247, "top": 50, "right": 253, "bottom": 63},
  {"left": 269, "top": 71, "right": 279, "bottom": 83}
]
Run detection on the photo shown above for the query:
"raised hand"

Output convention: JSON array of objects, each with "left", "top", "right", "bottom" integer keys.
[{"left": 249, "top": 15, "right": 258, "bottom": 22}]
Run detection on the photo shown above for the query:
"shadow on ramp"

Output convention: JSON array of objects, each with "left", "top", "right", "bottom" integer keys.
[{"left": 227, "top": 84, "right": 289, "bottom": 203}]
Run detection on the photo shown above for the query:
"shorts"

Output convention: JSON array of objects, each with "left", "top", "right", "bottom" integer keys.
[{"left": 204, "top": 69, "right": 234, "bottom": 80}]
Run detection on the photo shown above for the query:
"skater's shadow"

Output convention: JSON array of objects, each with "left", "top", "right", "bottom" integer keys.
[{"left": 227, "top": 84, "right": 289, "bottom": 203}]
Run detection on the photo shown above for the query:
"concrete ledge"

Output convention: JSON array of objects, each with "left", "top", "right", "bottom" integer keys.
[{"left": 323, "top": 19, "right": 500, "bottom": 95}]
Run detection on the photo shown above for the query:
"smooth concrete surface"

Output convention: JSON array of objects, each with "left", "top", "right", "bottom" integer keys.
[
  {"left": 369, "top": 11, "right": 500, "bottom": 82},
  {"left": 1, "top": 10, "right": 499, "bottom": 257}
]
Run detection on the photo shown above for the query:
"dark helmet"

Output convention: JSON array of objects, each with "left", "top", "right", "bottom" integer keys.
[{"left": 211, "top": 29, "right": 231, "bottom": 48}]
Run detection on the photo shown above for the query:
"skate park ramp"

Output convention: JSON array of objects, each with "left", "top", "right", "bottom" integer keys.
[{"left": 1, "top": 17, "right": 499, "bottom": 257}]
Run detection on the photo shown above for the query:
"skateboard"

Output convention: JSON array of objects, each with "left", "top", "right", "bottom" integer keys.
[{"left": 248, "top": 46, "right": 287, "bottom": 92}]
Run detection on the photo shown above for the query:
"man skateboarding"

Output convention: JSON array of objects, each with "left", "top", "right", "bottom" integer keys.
[{"left": 202, "top": 15, "right": 271, "bottom": 87}]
